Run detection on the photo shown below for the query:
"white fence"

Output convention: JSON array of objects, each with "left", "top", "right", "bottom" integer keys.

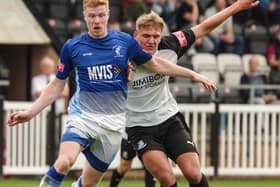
[
  {"left": 219, "top": 104, "right": 280, "bottom": 176},
  {"left": 61, "top": 103, "right": 216, "bottom": 176},
  {"left": 3, "top": 101, "right": 280, "bottom": 177},
  {"left": 3, "top": 101, "right": 50, "bottom": 175}
]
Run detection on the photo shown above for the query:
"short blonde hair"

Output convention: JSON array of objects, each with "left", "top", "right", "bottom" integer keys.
[
  {"left": 136, "top": 11, "right": 165, "bottom": 31},
  {"left": 83, "top": 0, "right": 109, "bottom": 10}
]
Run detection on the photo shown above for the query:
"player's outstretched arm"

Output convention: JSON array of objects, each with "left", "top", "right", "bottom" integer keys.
[
  {"left": 191, "top": 0, "right": 259, "bottom": 39},
  {"left": 143, "top": 56, "right": 217, "bottom": 92},
  {"left": 7, "top": 78, "right": 67, "bottom": 126}
]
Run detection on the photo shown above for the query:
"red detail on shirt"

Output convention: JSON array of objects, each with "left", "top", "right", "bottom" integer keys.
[
  {"left": 172, "top": 31, "right": 188, "bottom": 47},
  {"left": 267, "top": 44, "right": 276, "bottom": 59},
  {"left": 58, "top": 61, "right": 65, "bottom": 72}
]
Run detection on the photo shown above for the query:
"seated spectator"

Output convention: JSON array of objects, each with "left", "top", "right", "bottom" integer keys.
[
  {"left": 152, "top": 0, "right": 175, "bottom": 30},
  {"left": 194, "top": 15, "right": 215, "bottom": 53},
  {"left": 205, "top": 0, "right": 244, "bottom": 55},
  {"left": 250, "top": 0, "right": 280, "bottom": 26},
  {"left": 175, "top": 0, "right": 214, "bottom": 53},
  {"left": 0, "top": 56, "right": 9, "bottom": 80},
  {"left": 121, "top": 0, "right": 148, "bottom": 34},
  {"left": 32, "top": 56, "right": 69, "bottom": 114},
  {"left": 175, "top": 0, "right": 199, "bottom": 30},
  {"left": 226, "top": 0, "right": 251, "bottom": 25},
  {"left": 108, "top": 20, "right": 122, "bottom": 31},
  {"left": 240, "top": 55, "right": 279, "bottom": 104},
  {"left": 67, "top": 19, "right": 87, "bottom": 37},
  {"left": 267, "top": 27, "right": 280, "bottom": 85},
  {"left": 0, "top": 55, "right": 10, "bottom": 96},
  {"left": 123, "top": 0, "right": 148, "bottom": 22}
]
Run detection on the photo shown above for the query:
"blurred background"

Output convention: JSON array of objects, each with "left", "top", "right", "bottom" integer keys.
[{"left": 1, "top": 0, "right": 280, "bottom": 186}]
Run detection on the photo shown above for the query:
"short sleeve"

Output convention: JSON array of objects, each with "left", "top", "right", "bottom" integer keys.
[
  {"left": 159, "top": 29, "right": 196, "bottom": 58},
  {"left": 127, "top": 37, "right": 152, "bottom": 65},
  {"left": 56, "top": 39, "right": 74, "bottom": 80}
]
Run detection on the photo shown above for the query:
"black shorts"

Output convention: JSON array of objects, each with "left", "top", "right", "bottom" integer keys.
[
  {"left": 120, "top": 138, "right": 136, "bottom": 160},
  {"left": 126, "top": 112, "right": 197, "bottom": 162}
]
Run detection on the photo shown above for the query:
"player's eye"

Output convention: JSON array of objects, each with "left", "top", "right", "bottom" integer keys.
[
  {"left": 153, "top": 35, "right": 160, "bottom": 39},
  {"left": 99, "top": 13, "right": 106, "bottom": 18},
  {"left": 142, "top": 34, "right": 151, "bottom": 38},
  {"left": 88, "top": 14, "right": 96, "bottom": 18}
]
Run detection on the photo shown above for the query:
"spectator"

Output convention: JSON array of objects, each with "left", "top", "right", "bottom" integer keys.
[
  {"left": 0, "top": 56, "right": 9, "bottom": 80},
  {"left": 0, "top": 55, "right": 10, "bottom": 96},
  {"left": 193, "top": 15, "right": 214, "bottom": 53},
  {"left": 152, "top": 0, "right": 175, "bottom": 30},
  {"left": 123, "top": 0, "right": 148, "bottom": 22},
  {"left": 67, "top": 19, "right": 87, "bottom": 37},
  {"left": 175, "top": 0, "right": 214, "bottom": 53},
  {"left": 122, "top": 0, "right": 149, "bottom": 34},
  {"left": 32, "top": 56, "right": 69, "bottom": 114},
  {"left": 267, "top": 28, "right": 280, "bottom": 85},
  {"left": 226, "top": 0, "right": 251, "bottom": 25},
  {"left": 240, "top": 55, "right": 279, "bottom": 104},
  {"left": 205, "top": 0, "right": 244, "bottom": 55},
  {"left": 108, "top": 20, "right": 122, "bottom": 31},
  {"left": 175, "top": 0, "right": 199, "bottom": 30},
  {"left": 250, "top": 0, "right": 280, "bottom": 26}
]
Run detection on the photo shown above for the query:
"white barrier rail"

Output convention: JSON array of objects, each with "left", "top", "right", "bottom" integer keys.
[
  {"left": 3, "top": 101, "right": 50, "bottom": 175},
  {"left": 62, "top": 103, "right": 216, "bottom": 176},
  {"left": 219, "top": 104, "right": 280, "bottom": 176},
  {"left": 3, "top": 101, "right": 280, "bottom": 177}
]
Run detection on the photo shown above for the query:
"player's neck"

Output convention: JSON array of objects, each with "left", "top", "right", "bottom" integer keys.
[{"left": 88, "top": 30, "right": 108, "bottom": 39}]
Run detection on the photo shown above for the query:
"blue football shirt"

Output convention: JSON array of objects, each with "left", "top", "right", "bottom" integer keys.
[{"left": 56, "top": 30, "right": 152, "bottom": 130}]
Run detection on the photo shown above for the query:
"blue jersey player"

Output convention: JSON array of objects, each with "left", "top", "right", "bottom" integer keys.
[{"left": 7, "top": 0, "right": 217, "bottom": 187}]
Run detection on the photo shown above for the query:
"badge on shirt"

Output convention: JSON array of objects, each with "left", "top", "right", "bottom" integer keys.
[{"left": 58, "top": 60, "right": 65, "bottom": 72}]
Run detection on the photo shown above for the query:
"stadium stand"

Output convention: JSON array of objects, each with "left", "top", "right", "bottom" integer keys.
[
  {"left": 191, "top": 53, "right": 217, "bottom": 72},
  {"left": 217, "top": 53, "right": 243, "bottom": 74},
  {"left": 244, "top": 23, "right": 269, "bottom": 54}
]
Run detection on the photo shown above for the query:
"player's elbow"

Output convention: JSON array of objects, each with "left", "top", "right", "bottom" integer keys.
[{"left": 143, "top": 58, "right": 162, "bottom": 73}]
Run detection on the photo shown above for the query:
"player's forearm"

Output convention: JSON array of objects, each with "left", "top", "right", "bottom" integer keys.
[
  {"left": 144, "top": 57, "right": 197, "bottom": 79},
  {"left": 28, "top": 79, "right": 66, "bottom": 117},
  {"left": 191, "top": 2, "right": 240, "bottom": 39}
]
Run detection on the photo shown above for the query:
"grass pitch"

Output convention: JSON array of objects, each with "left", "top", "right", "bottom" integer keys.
[{"left": 0, "top": 178, "right": 279, "bottom": 187}]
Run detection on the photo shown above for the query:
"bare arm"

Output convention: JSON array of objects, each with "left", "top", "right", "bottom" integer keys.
[
  {"left": 143, "top": 57, "right": 217, "bottom": 91},
  {"left": 191, "top": 0, "right": 259, "bottom": 39},
  {"left": 7, "top": 78, "right": 67, "bottom": 126}
]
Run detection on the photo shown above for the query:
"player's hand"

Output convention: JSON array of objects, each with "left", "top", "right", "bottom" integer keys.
[
  {"left": 193, "top": 74, "right": 217, "bottom": 92},
  {"left": 7, "top": 110, "right": 33, "bottom": 126},
  {"left": 126, "top": 62, "right": 134, "bottom": 82},
  {"left": 236, "top": 0, "right": 259, "bottom": 11}
]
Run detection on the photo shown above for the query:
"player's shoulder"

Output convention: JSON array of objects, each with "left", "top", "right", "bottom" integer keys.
[
  {"left": 64, "top": 32, "right": 87, "bottom": 47},
  {"left": 108, "top": 29, "right": 133, "bottom": 41}
]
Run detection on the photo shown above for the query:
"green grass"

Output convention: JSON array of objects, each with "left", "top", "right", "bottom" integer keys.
[{"left": 0, "top": 178, "right": 279, "bottom": 187}]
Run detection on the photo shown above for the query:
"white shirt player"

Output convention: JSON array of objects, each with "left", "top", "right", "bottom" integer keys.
[{"left": 126, "top": 29, "right": 196, "bottom": 127}]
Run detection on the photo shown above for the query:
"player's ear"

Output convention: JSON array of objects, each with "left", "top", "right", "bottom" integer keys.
[{"left": 133, "top": 31, "right": 138, "bottom": 38}]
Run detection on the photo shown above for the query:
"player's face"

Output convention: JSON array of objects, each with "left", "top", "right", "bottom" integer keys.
[
  {"left": 134, "top": 25, "right": 162, "bottom": 55},
  {"left": 84, "top": 5, "right": 109, "bottom": 38}
]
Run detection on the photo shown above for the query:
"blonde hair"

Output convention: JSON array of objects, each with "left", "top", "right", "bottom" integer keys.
[
  {"left": 136, "top": 11, "right": 165, "bottom": 31},
  {"left": 83, "top": 0, "right": 109, "bottom": 9}
]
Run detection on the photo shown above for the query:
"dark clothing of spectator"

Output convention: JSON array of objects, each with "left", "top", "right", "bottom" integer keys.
[{"left": 240, "top": 74, "right": 268, "bottom": 103}]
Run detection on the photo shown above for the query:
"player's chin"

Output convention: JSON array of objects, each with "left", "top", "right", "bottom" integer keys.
[{"left": 144, "top": 48, "right": 155, "bottom": 54}]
